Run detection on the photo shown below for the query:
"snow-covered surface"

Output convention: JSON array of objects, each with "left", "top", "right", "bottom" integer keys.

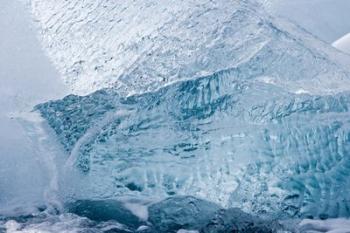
[{"left": 333, "top": 33, "right": 350, "bottom": 54}]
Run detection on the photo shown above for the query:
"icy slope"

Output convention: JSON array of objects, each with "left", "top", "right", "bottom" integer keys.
[
  {"left": 35, "top": 0, "right": 350, "bottom": 220},
  {"left": 30, "top": 0, "right": 350, "bottom": 96}
]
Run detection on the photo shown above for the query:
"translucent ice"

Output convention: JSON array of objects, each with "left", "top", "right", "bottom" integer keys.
[
  {"left": 30, "top": 0, "right": 350, "bottom": 95},
  {"left": 35, "top": 0, "right": 350, "bottom": 220}
]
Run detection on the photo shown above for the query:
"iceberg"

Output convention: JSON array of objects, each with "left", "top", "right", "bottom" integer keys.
[
  {"left": 5, "top": 0, "right": 350, "bottom": 232},
  {"left": 32, "top": 0, "right": 350, "bottom": 222},
  {"left": 37, "top": 70, "right": 350, "bottom": 219}
]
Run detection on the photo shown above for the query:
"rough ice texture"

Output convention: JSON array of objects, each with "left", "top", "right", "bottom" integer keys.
[
  {"left": 200, "top": 208, "right": 281, "bottom": 233},
  {"left": 35, "top": 0, "right": 350, "bottom": 220},
  {"left": 148, "top": 196, "right": 220, "bottom": 233},
  {"left": 37, "top": 76, "right": 350, "bottom": 219},
  {"left": 1, "top": 196, "right": 283, "bottom": 233},
  {"left": 31, "top": 0, "right": 350, "bottom": 96}
]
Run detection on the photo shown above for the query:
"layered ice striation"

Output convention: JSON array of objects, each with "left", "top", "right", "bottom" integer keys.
[
  {"left": 35, "top": 0, "right": 350, "bottom": 220},
  {"left": 30, "top": 0, "right": 350, "bottom": 95}
]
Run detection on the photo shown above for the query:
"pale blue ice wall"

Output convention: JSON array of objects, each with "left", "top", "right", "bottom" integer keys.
[{"left": 36, "top": 0, "right": 350, "bottom": 219}]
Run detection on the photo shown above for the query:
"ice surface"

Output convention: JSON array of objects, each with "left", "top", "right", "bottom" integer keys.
[
  {"left": 31, "top": 0, "right": 259, "bottom": 95},
  {"left": 200, "top": 207, "right": 281, "bottom": 233},
  {"left": 34, "top": 0, "right": 350, "bottom": 220},
  {"left": 29, "top": 0, "right": 350, "bottom": 96},
  {"left": 0, "top": 1, "right": 348, "bottom": 232},
  {"left": 148, "top": 196, "right": 220, "bottom": 232},
  {"left": 37, "top": 73, "right": 350, "bottom": 218},
  {"left": 1, "top": 196, "right": 285, "bottom": 233}
]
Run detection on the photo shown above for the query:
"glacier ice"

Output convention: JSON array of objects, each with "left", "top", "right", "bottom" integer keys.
[
  {"left": 1, "top": 197, "right": 283, "bottom": 233},
  {"left": 200, "top": 207, "right": 281, "bottom": 233},
  {"left": 31, "top": 0, "right": 266, "bottom": 95},
  {"left": 65, "top": 196, "right": 282, "bottom": 232},
  {"left": 30, "top": 0, "right": 350, "bottom": 96},
  {"left": 147, "top": 196, "right": 282, "bottom": 233},
  {"left": 32, "top": 0, "right": 350, "bottom": 222},
  {"left": 37, "top": 75, "right": 350, "bottom": 218}
]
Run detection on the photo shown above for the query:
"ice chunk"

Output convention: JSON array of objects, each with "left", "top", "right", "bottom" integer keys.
[
  {"left": 35, "top": 0, "right": 350, "bottom": 220},
  {"left": 200, "top": 208, "right": 281, "bottom": 233},
  {"left": 148, "top": 196, "right": 220, "bottom": 233},
  {"left": 37, "top": 69, "right": 350, "bottom": 219},
  {"left": 66, "top": 199, "right": 144, "bottom": 228}
]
